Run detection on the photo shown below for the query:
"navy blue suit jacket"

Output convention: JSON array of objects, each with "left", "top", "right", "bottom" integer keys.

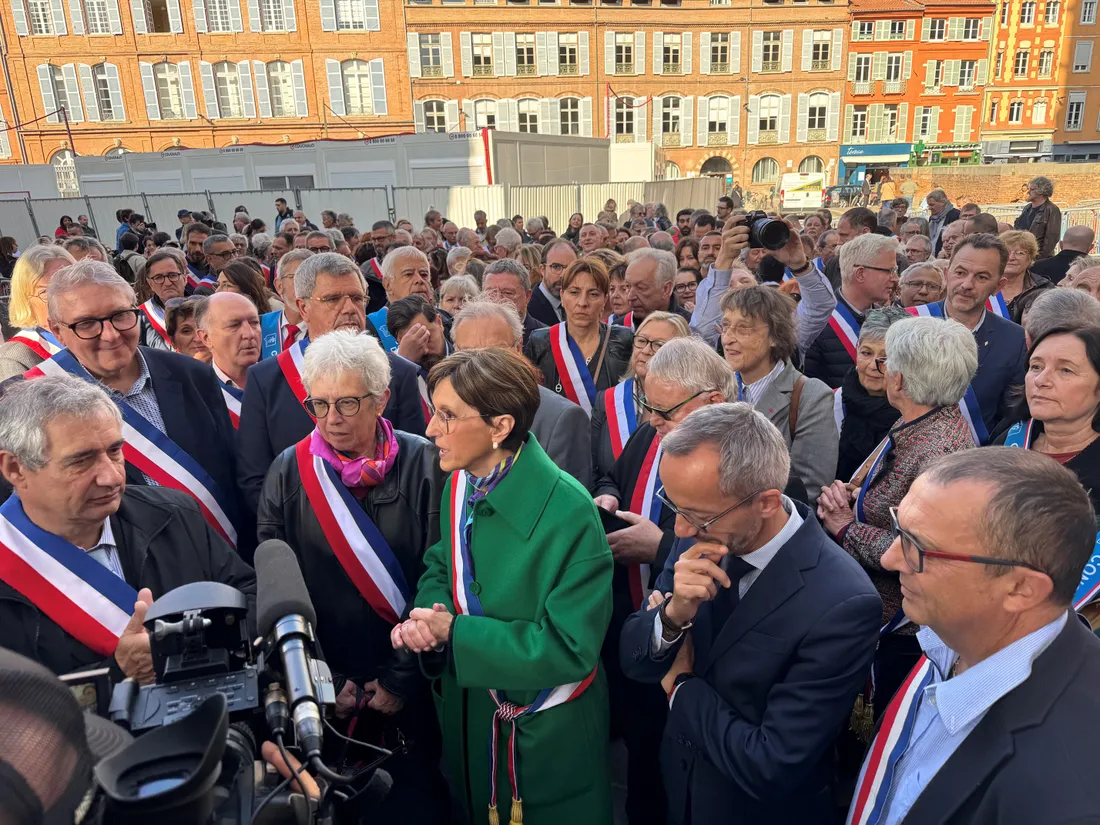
[
  {"left": 619, "top": 504, "right": 881, "bottom": 825},
  {"left": 236, "top": 337, "right": 426, "bottom": 513}
]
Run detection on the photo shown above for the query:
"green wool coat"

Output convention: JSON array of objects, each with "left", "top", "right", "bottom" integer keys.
[{"left": 416, "top": 437, "right": 614, "bottom": 825}]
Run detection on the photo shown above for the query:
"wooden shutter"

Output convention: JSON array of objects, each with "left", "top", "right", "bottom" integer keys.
[
  {"left": 253, "top": 60, "right": 271, "bottom": 117},
  {"left": 78, "top": 63, "right": 98, "bottom": 121},
  {"left": 369, "top": 57, "right": 387, "bottom": 115},
  {"left": 291, "top": 59, "right": 307, "bottom": 116},
  {"left": 796, "top": 91, "right": 809, "bottom": 141},
  {"left": 700, "top": 32, "right": 711, "bottom": 73},
  {"left": 238, "top": 60, "right": 256, "bottom": 118},
  {"left": 325, "top": 59, "right": 345, "bottom": 116},
  {"left": 407, "top": 33, "right": 421, "bottom": 78}
]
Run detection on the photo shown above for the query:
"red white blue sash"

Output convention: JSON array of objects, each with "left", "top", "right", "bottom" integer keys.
[
  {"left": 549, "top": 323, "right": 598, "bottom": 416},
  {"left": 846, "top": 656, "right": 936, "bottom": 825},
  {"left": 447, "top": 469, "right": 597, "bottom": 821},
  {"left": 295, "top": 438, "right": 409, "bottom": 624},
  {"left": 27, "top": 350, "right": 237, "bottom": 548},
  {"left": 220, "top": 381, "right": 242, "bottom": 429},
  {"left": 0, "top": 494, "right": 136, "bottom": 657},
  {"left": 197, "top": 277, "right": 218, "bottom": 293},
  {"left": 609, "top": 312, "right": 635, "bottom": 329},
  {"left": 140, "top": 299, "right": 173, "bottom": 349},
  {"left": 185, "top": 264, "right": 202, "bottom": 290},
  {"left": 605, "top": 378, "right": 638, "bottom": 460},
  {"left": 9, "top": 327, "right": 63, "bottom": 361},
  {"left": 906, "top": 301, "right": 944, "bottom": 318},
  {"left": 1004, "top": 419, "right": 1100, "bottom": 610},
  {"left": 416, "top": 370, "right": 431, "bottom": 427},
  {"left": 829, "top": 302, "right": 862, "bottom": 363},
  {"left": 853, "top": 435, "right": 892, "bottom": 523},
  {"left": 986, "top": 291, "right": 1009, "bottom": 319},
  {"left": 626, "top": 435, "right": 662, "bottom": 607},
  {"left": 370, "top": 258, "right": 383, "bottom": 280},
  {"left": 277, "top": 338, "right": 309, "bottom": 409}
]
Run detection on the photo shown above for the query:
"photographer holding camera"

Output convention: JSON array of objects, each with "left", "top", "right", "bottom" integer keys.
[{"left": 0, "top": 375, "right": 256, "bottom": 680}]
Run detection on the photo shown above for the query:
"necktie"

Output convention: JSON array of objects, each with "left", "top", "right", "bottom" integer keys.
[
  {"left": 710, "top": 555, "right": 755, "bottom": 639},
  {"left": 282, "top": 323, "right": 300, "bottom": 351}
]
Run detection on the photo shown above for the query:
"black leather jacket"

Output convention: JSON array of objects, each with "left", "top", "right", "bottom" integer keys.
[
  {"left": 524, "top": 322, "right": 634, "bottom": 396},
  {"left": 256, "top": 430, "right": 445, "bottom": 699}
]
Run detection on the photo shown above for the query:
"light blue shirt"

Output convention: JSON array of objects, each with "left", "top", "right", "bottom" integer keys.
[
  {"left": 85, "top": 517, "right": 125, "bottom": 580},
  {"left": 876, "top": 611, "right": 1068, "bottom": 825}
]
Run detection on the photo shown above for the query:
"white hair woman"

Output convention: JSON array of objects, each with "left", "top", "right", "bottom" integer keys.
[
  {"left": 817, "top": 315, "right": 977, "bottom": 721},
  {"left": 437, "top": 274, "right": 479, "bottom": 316},
  {"left": 0, "top": 244, "right": 75, "bottom": 379},
  {"left": 255, "top": 328, "right": 451, "bottom": 818}
]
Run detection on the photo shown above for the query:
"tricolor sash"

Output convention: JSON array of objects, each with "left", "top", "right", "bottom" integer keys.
[
  {"left": 447, "top": 470, "right": 597, "bottom": 824},
  {"left": 609, "top": 312, "right": 635, "bottom": 330},
  {"left": 369, "top": 258, "right": 384, "bottom": 281},
  {"left": 221, "top": 382, "right": 243, "bottom": 429},
  {"left": 260, "top": 310, "right": 282, "bottom": 360},
  {"left": 367, "top": 306, "right": 399, "bottom": 353},
  {"left": 548, "top": 323, "right": 598, "bottom": 417},
  {"left": 277, "top": 338, "right": 309, "bottom": 409},
  {"left": 0, "top": 494, "right": 136, "bottom": 657},
  {"left": 846, "top": 656, "right": 936, "bottom": 825},
  {"left": 140, "top": 299, "right": 173, "bottom": 349},
  {"left": 185, "top": 263, "right": 203, "bottom": 290},
  {"left": 905, "top": 301, "right": 944, "bottom": 318},
  {"left": 9, "top": 327, "right": 63, "bottom": 361},
  {"left": 604, "top": 379, "right": 638, "bottom": 460},
  {"left": 416, "top": 370, "right": 432, "bottom": 426},
  {"left": 197, "top": 277, "right": 218, "bottom": 293},
  {"left": 833, "top": 386, "right": 845, "bottom": 434},
  {"left": 1004, "top": 419, "right": 1100, "bottom": 610},
  {"left": 626, "top": 436, "right": 662, "bottom": 608},
  {"left": 986, "top": 291, "right": 1009, "bottom": 319},
  {"left": 829, "top": 302, "right": 863, "bottom": 363},
  {"left": 295, "top": 438, "right": 409, "bottom": 624},
  {"left": 852, "top": 435, "right": 892, "bottom": 523},
  {"left": 27, "top": 350, "right": 237, "bottom": 548}
]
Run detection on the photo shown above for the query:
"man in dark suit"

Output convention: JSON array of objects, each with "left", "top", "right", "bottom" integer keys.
[
  {"left": 1030, "top": 224, "right": 1094, "bottom": 285},
  {"left": 620, "top": 403, "right": 881, "bottom": 825},
  {"left": 482, "top": 258, "right": 548, "bottom": 346},
  {"left": 237, "top": 253, "right": 425, "bottom": 512},
  {"left": 526, "top": 238, "right": 578, "bottom": 326},
  {"left": 848, "top": 448, "right": 1100, "bottom": 825},
  {"left": 926, "top": 189, "right": 961, "bottom": 256}
]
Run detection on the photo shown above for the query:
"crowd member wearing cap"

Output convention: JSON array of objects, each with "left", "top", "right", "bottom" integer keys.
[
  {"left": 175, "top": 207, "right": 192, "bottom": 241},
  {"left": 0, "top": 376, "right": 255, "bottom": 679}
]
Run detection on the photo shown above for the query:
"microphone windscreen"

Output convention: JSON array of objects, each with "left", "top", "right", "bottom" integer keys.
[{"left": 255, "top": 539, "right": 317, "bottom": 634}]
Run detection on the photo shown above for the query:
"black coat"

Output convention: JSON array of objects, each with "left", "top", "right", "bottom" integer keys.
[
  {"left": 993, "top": 419, "right": 1100, "bottom": 515},
  {"left": 526, "top": 285, "right": 563, "bottom": 327},
  {"left": 589, "top": 380, "right": 637, "bottom": 484},
  {"left": 932, "top": 207, "right": 961, "bottom": 256},
  {"left": 524, "top": 323, "right": 633, "bottom": 398},
  {"left": 256, "top": 431, "right": 445, "bottom": 698},
  {"left": 836, "top": 367, "right": 900, "bottom": 480},
  {"left": 1030, "top": 248, "right": 1085, "bottom": 285},
  {"left": 236, "top": 331, "right": 426, "bottom": 514},
  {"left": 522, "top": 311, "right": 548, "bottom": 348},
  {"left": 803, "top": 292, "right": 866, "bottom": 390},
  {"left": 0, "top": 486, "right": 257, "bottom": 677}
]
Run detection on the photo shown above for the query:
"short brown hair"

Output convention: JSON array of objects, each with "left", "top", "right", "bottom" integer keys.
[
  {"left": 562, "top": 257, "right": 610, "bottom": 295},
  {"left": 998, "top": 229, "right": 1040, "bottom": 262},
  {"left": 164, "top": 296, "right": 203, "bottom": 338},
  {"left": 719, "top": 285, "right": 798, "bottom": 364},
  {"left": 427, "top": 348, "right": 540, "bottom": 451}
]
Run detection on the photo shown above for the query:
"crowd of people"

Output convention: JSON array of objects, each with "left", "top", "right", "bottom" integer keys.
[{"left": 1, "top": 179, "right": 1100, "bottom": 825}]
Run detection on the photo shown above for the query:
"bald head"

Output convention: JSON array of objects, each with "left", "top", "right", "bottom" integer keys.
[
  {"left": 1063, "top": 225, "right": 1096, "bottom": 254},
  {"left": 199, "top": 291, "right": 256, "bottom": 330},
  {"left": 649, "top": 231, "right": 674, "bottom": 251},
  {"left": 196, "top": 292, "right": 261, "bottom": 381},
  {"left": 622, "top": 236, "right": 651, "bottom": 253}
]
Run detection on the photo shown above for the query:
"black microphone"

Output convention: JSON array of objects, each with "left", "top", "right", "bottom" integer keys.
[{"left": 255, "top": 539, "right": 324, "bottom": 760}]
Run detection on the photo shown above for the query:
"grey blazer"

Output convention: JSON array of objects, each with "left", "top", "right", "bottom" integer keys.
[
  {"left": 755, "top": 362, "right": 837, "bottom": 505},
  {"left": 531, "top": 385, "right": 592, "bottom": 490},
  {"left": 0, "top": 339, "right": 45, "bottom": 382}
]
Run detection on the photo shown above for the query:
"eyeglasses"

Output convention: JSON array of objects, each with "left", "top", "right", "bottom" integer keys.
[
  {"left": 309, "top": 292, "right": 367, "bottom": 307},
  {"left": 901, "top": 280, "right": 942, "bottom": 292},
  {"left": 546, "top": 262, "right": 568, "bottom": 273},
  {"left": 427, "top": 404, "right": 489, "bottom": 434},
  {"left": 859, "top": 264, "right": 899, "bottom": 276},
  {"left": 656, "top": 485, "right": 762, "bottom": 535},
  {"left": 308, "top": 245, "right": 333, "bottom": 253},
  {"left": 640, "top": 390, "right": 707, "bottom": 422},
  {"left": 209, "top": 248, "right": 240, "bottom": 260},
  {"left": 304, "top": 394, "right": 373, "bottom": 418},
  {"left": 673, "top": 283, "right": 698, "bottom": 295},
  {"left": 633, "top": 335, "right": 668, "bottom": 353},
  {"left": 61, "top": 308, "right": 141, "bottom": 340},
  {"left": 873, "top": 356, "right": 888, "bottom": 374},
  {"left": 889, "top": 507, "right": 1047, "bottom": 575},
  {"left": 716, "top": 321, "right": 766, "bottom": 338},
  {"left": 148, "top": 272, "right": 184, "bottom": 285}
]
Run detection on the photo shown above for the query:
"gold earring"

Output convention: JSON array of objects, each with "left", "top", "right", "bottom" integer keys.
[{"left": 493, "top": 441, "right": 499, "bottom": 450}]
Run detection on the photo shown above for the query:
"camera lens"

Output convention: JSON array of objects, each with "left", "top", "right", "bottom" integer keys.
[{"left": 752, "top": 218, "right": 791, "bottom": 251}]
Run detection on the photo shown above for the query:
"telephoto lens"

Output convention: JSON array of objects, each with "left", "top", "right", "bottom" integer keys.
[{"left": 745, "top": 211, "right": 791, "bottom": 251}]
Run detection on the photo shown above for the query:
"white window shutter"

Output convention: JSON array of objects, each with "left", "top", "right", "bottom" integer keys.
[
  {"left": 653, "top": 31, "right": 664, "bottom": 74},
  {"left": 747, "top": 94, "right": 759, "bottom": 143},
  {"left": 199, "top": 61, "right": 219, "bottom": 118},
  {"left": 905, "top": 19, "right": 915, "bottom": 39},
  {"left": 106, "top": 0, "right": 121, "bottom": 33},
  {"left": 851, "top": 20, "right": 858, "bottom": 39},
  {"left": 872, "top": 51, "right": 887, "bottom": 80},
  {"left": 253, "top": 60, "right": 271, "bottom": 117},
  {"left": 635, "top": 98, "right": 646, "bottom": 142},
  {"left": 413, "top": 101, "right": 425, "bottom": 132},
  {"left": 680, "top": 95, "right": 692, "bottom": 145},
  {"left": 460, "top": 32, "right": 472, "bottom": 77},
  {"left": 498, "top": 98, "right": 516, "bottom": 131},
  {"left": 914, "top": 105, "right": 925, "bottom": 137},
  {"left": 930, "top": 105, "right": 940, "bottom": 139},
  {"left": 548, "top": 97, "right": 560, "bottom": 134},
  {"left": 139, "top": 62, "right": 159, "bottom": 120},
  {"left": 247, "top": 0, "right": 260, "bottom": 30},
  {"left": 11, "top": 0, "right": 28, "bottom": 36},
  {"left": 605, "top": 30, "right": 615, "bottom": 75},
  {"left": 547, "top": 31, "right": 559, "bottom": 75},
  {"left": 442, "top": 32, "right": 454, "bottom": 77},
  {"left": 752, "top": 30, "right": 763, "bottom": 72},
  {"left": 925, "top": 58, "right": 937, "bottom": 87},
  {"left": 68, "top": 0, "right": 83, "bottom": 34},
  {"left": 78, "top": 63, "right": 99, "bottom": 121},
  {"left": 579, "top": 32, "right": 589, "bottom": 75},
  {"left": 731, "top": 31, "right": 741, "bottom": 73},
  {"left": 59, "top": 65, "right": 82, "bottom": 121},
  {"left": 49, "top": 0, "right": 66, "bottom": 33},
  {"left": 826, "top": 91, "right": 840, "bottom": 140},
  {"left": 291, "top": 59, "right": 307, "bottom": 115},
  {"left": 953, "top": 105, "right": 964, "bottom": 140},
  {"left": 325, "top": 59, "right": 344, "bottom": 115},
  {"left": 503, "top": 32, "right": 516, "bottom": 76},
  {"left": 282, "top": 0, "right": 294, "bottom": 29},
  {"left": 407, "top": 33, "right": 421, "bottom": 78},
  {"left": 227, "top": 0, "right": 242, "bottom": 32},
  {"left": 903, "top": 50, "right": 913, "bottom": 79},
  {"left": 946, "top": 58, "right": 961, "bottom": 85},
  {"left": 0, "top": 113, "right": 9, "bottom": 157},
  {"left": 445, "top": 99, "right": 459, "bottom": 131},
  {"left": 700, "top": 32, "right": 711, "bottom": 73},
  {"left": 981, "top": 16, "right": 991, "bottom": 39},
  {"left": 976, "top": 57, "right": 988, "bottom": 85},
  {"left": 539, "top": 98, "right": 552, "bottom": 132},
  {"left": 875, "top": 20, "right": 888, "bottom": 39},
  {"left": 848, "top": 53, "right": 857, "bottom": 81},
  {"left": 832, "top": 29, "right": 843, "bottom": 70},
  {"left": 634, "top": 30, "right": 645, "bottom": 74},
  {"left": 319, "top": 0, "right": 334, "bottom": 31},
  {"left": 921, "top": 18, "right": 931, "bottom": 40},
  {"left": 493, "top": 32, "right": 506, "bottom": 76},
  {"left": 796, "top": 91, "right": 808, "bottom": 141},
  {"left": 729, "top": 94, "right": 740, "bottom": 144},
  {"left": 536, "top": 31, "right": 547, "bottom": 75},
  {"left": 682, "top": 32, "right": 691, "bottom": 74},
  {"left": 868, "top": 103, "right": 883, "bottom": 141},
  {"left": 105, "top": 63, "right": 124, "bottom": 119},
  {"left": 696, "top": 95, "right": 708, "bottom": 139},
  {"left": 897, "top": 101, "right": 908, "bottom": 141},
  {"left": 461, "top": 99, "right": 474, "bottom": 130},
  {"left": 179, "top": 61, "right": 197, "bottom": 118},
  {"left": 369, "top": 58, "right": 386, "bottom": 115},
  {"left": 238, "top": 61, "right": 255, "bottom": 117},
  {"left": 801, "top": 30, "right": 812, "bottom": 71},
  {"left": 363, "top": 0, "right": 377, "bottom": 30},
  {"left": 779, "top": 93, "right": 791, "bottom": 142},
  {"left": 193, "top": 0, "right": 206, "bottom": 32},
  {"left": 129, "top": 0, "right": 147, "bottom": 32},
  {"left": 652, "top": 94, "right": 662, "bottom": 138},
  {"left": 581, "top": 96, "right": 592, "bottom": 136},
  {"left": 167, "top": 0, "right": 181, "bottom": 31},
  {"left": 843, "top": 103, "right": 854, "bottom": 141}
]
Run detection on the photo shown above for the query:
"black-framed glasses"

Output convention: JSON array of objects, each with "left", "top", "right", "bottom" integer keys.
[
  {"left": 62, "top": 308, "right": 141, "bottom": 340},
  {"left": 640, "top": 390, "right": 707, "bottom": 422},
  {"left": 656, "top": 485, "right": 762, "bottom": 535},
  {"left": 148, "top": 271, "right": 184, "bottom": 285},
  {"left": 873, "top": 356, "right": 888, "bottom": 374},
  {"left": 633, "top": 335, "right": 668, "bottom": 353},
  {"left": 859, "top": 264, "right": 899, "bottom": 276},
  {"left": 308, "top": 245, "right": 333, "bottom": 253},
  {"left": 304, "top": 394, "right": 372, "bottom": 418},
  {"left": 427, "top": 404, "right": 489, "bottom": 434},
  {"left": 208, "top": 248, "right": 240, "bottom": 260},
  {"left": 889, "top": 507, "right": 1047, "bottom": 575}
]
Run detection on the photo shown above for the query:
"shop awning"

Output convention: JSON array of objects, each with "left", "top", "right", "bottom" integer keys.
[{"left": 840, "top": 153, "right": 911, "bottom": 164}]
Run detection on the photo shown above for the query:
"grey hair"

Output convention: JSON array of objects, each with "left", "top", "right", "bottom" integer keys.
[
  {"left": 1025, "top": 288, "right": 1100, "bottom": 342},
  {"left": 901, "top": 219, "right": 928, "bottom": 237},
  {"left": 280, "top": 220, "right": 300, "bottom": 234},
  {"left": 305, "top": 230, "right": 333, "bottom": 249},
  {"left": 61, "top": 236, "right": 109, "bottom": 260},
  {"left": 301, "top": 329, "right": 391, "bottom": 398},
  {"left": 276, "top": 248, "right": 313, "bottom": 280},
  {"left": 0, "top": 375, "right": 121, "bottom": 471},
  {"left": 899, "top": 261, "right": 941, "bottom": 286},
  {"left": 484, "top": 257, "right": 531, "bottom": 291},
  {"left": 654, "top": 202, "right": 669, "bottom": 218},
  {"left": 495, "top": 228, "right": 522, "bottom": 254},
  {"left": 202, "top": 233, "right": 231, "bottom": 255},
  {"left": 451, "top": 297, "right": 523, "bottom": 348},
  {"left": 661, "top": 402, "right": 791, "bottom": 498},
  {"left": 381, "top": 246, "right": 429, "bottom": 281},
  {"left": 885, "top": 316, "right": 978, "bottom": 407},
  {"left": 625, "top": 248, "right": 677, "bottom": 287},
  {"left": 446, "top": 246, "right": 472, "bottom": 269},
  {"left": 1029, "top": 176, "right": 1054, "bottom": 198},
  {"left": 229, "top": 232, "right": 248, "bottom": 247},
  {"left": 645, "top": 336, "right": 738, "bottom": 400},
  {"left": 336, "top": 212, "right": 353, "bottom": 224},
  {"left": 325, "top": 228, "right": 344, "bottom": 248},
  {"left": 440, "top": 274, "right": 481, "bottom": 300},
  {"left": 877, "top": 208, "right": 897, "bottom": 230},
  {"left": 46, "top": 260, "right": 134, "bottom": 321},
  {"left": 526, "top": 217, "right": 545, "bottom": 233},
  {"left": 250, "top": 232, "right": 271, "bottom": 256},
  {"left": 839, "top": 233, "right": 901, "bottom": 287},
  {"left": 233, "top": 211, "right": 250, "bottom": 223},
  {"left": 649, "top": 231, "right": 674, "bottom": 251},
  {"left": 294, "top": 252, "right": 364, "bottom": 300},
  {"left": 905, "top": 235, "right": 932, "bottom": 253},
  {"left": 858, "top": 306, "right": 910, "bottom": 345},
  {"left": 926, "top": 188, "right": 948, "bottom": 204},
  {"left": 1068, "top": 255, "right": 1100, "bottom": 279}
]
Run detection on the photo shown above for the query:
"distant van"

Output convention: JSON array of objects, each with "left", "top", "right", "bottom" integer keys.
[{"left": 779, "top": 172, "right": 826, "bottom": 211}]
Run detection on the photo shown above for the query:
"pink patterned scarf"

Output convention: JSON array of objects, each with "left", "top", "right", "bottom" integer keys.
[{"left": 309, "top": 417, "right": 399, "bottom": 490}]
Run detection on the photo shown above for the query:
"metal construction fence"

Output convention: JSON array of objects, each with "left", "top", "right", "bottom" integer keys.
[{"left": 0, "top": 178, "right": 725, "bottom": 249}]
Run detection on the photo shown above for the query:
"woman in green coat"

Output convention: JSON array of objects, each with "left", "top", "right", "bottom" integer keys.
[{"left": 392, "top": 347, "right": 614, "bottom": 825}]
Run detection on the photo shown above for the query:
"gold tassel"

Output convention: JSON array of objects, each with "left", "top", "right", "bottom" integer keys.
[
  {"left": 509, "top": 797, "right": 523, "bottom": 825},
  {"left": 489, "top": 804, "right": 500, "bottom": 825}
]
